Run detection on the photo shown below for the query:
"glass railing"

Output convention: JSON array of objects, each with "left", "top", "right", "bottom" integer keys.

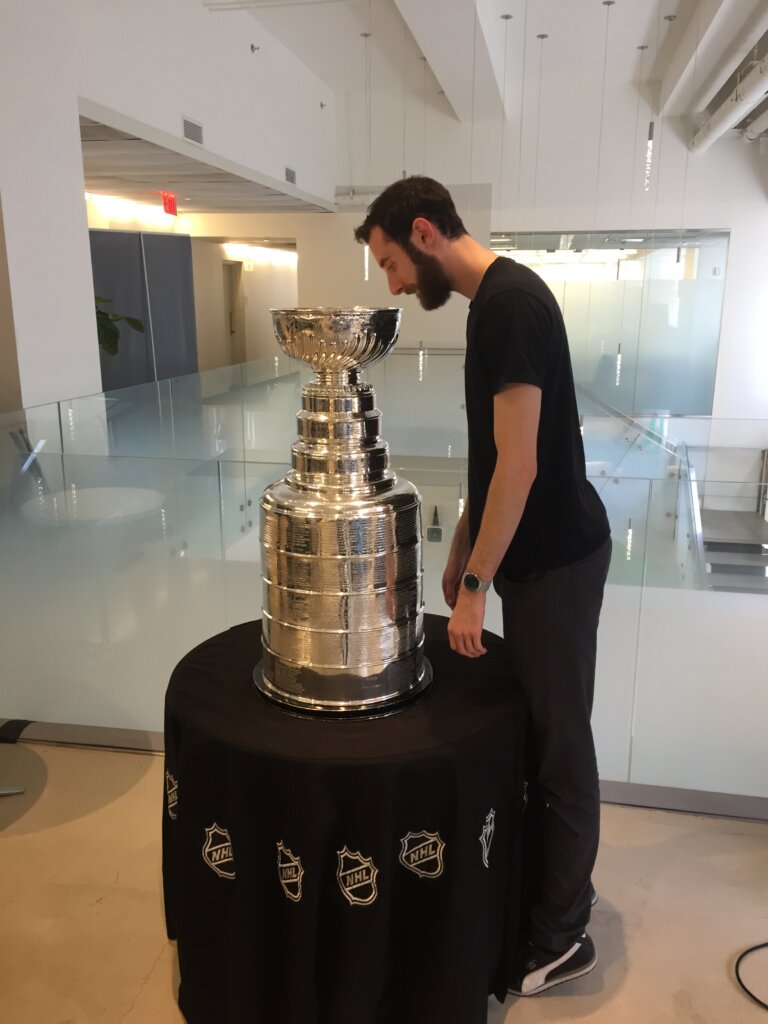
[
  {"left": 2, "top": 354, "right": 766, "bottom": 799},
  {"left": 0, "top": 445, "right": 645, "bottom": 729}
]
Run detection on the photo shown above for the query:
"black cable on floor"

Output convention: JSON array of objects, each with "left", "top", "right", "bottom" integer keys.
[{"left": 735, "top": 942, "right": 768, "bottom": 1011}]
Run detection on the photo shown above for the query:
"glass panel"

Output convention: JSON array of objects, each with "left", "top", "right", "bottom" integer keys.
[
  {"left": 242, "top": 357, "right": 304, "bottom": 463},
  {"left": 4, "top": 402, "right": 63, "bottom": 455},
  {"left": 589, "top": 474, "right": 650, "bottom": 587},
  {"left": 495, "top": 230, "right": 729, "bottom": 416},
  {"left": 0, "top": 451, "right": 227, "bottom": 733},
  {"left": 634, "top": 257, "right": 725, "bottom": 414},
  {"left": 219, "top": 460, "right": 290, "bottom": 630},
  {"left": 61, "top": 384, "right": 173, "bottom": 458},
  {"left": 369, "top": 349, "right": 467, "bottom": 459}
]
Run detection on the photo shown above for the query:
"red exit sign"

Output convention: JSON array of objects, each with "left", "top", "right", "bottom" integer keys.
[{"left": 161, "top": 191, "right": 177, "bottom": 215}]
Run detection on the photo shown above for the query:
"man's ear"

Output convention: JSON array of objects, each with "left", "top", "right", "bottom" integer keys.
[{"left": 410, "top": 217, "right": 437, "bottom": 251}]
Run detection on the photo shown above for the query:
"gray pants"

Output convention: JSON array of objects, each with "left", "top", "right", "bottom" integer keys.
[{"left": 499, "top": 536, "right": 612, "bottom": 953}]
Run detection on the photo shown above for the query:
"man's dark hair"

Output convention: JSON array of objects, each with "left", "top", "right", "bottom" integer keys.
[{"left": 354, "top": 176, "right": 467, "bottom": 248}]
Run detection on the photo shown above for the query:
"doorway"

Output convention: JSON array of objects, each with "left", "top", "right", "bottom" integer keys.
[{"left": 223, "top": 261, "right": 246, "bottom": 366}]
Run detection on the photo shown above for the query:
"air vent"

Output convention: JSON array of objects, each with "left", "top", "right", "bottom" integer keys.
[
  {"left": 183, "top": 117, "right": 204, "bottom": 145},
  {"left": 285, "top": 166, "right": 296, "bottom": 185}
]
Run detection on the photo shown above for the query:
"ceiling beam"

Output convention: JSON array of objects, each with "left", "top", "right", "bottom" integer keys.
[
  {"left": 691, "top": 53, "right": 768, "bottom": 152},
  {"left": 657, "top": 0, "right": 735, "bottom": 116},
  {"left": 392, "top": 0, "right": 503, "bottom": 122},
  {"left": 690, "top": 0, "right": 768, "bottom": 114}
]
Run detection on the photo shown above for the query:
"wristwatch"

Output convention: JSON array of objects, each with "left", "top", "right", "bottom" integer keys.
[{"left": 462, "top": 571, "right": 492, "bottom": 593}]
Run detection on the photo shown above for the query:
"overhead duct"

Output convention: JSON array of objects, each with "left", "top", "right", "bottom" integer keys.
[
  {"left": 690, "top": 5, "right": 768, "bottom": 115},
  {"left": 691, "top": 53, "right": 768, "bottom": 153},
  {"left": 744, "top": 104, "right": 768, "bottom": 141}
]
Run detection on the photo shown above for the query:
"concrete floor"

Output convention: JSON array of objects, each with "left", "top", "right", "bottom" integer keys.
[{"left": 1, "top": 742, "right": 767, "bottom": 1023}]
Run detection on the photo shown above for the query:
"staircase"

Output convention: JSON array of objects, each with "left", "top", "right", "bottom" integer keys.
[{"left": 702, "top": 509, "right": 768, "bottom": 594}]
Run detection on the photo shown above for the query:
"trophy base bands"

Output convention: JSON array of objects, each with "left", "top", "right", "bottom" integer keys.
[{"left": 253, "top": 657, "right": 433, "bottom": 718}]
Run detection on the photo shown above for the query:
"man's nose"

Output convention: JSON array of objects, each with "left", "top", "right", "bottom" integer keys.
[{"left": 388, "top": 275, "right": 404, "bottom": 296}]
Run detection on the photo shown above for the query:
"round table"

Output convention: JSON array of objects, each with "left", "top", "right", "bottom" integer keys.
[{"left": 162, "top": 614, "right": 526, "bottom": 1024}]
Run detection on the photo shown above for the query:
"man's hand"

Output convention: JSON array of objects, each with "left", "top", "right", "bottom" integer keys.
[{"left": 447, "top": 589, "right": 488, "bottom": 658}]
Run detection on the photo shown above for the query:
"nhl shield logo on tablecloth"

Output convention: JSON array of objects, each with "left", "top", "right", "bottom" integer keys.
[
  {"left": 479, "top": 809, "right": 496, "bottom": 868},
  {"left": 399, "top": 830, "right": 445, "bottom": 878},
  {"left": 202, "top": 824, "right": 236, "bottom": 879},
  {"left": 165, "top": 771, "right": 178, "bottom": 820},
  {"left": 337, "top": 846, "right": 379, "bottom": 906},
  {"left": 276, "top": 841, "right": 304, "bottom": 902}
]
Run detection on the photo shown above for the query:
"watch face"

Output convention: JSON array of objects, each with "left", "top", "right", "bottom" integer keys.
[{"left": 464, "top": 572, "right": 480, "bottom": 592}]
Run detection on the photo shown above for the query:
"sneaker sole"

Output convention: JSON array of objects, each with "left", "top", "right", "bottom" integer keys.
[{"left": 508, "top": 953, "right": 597, "bottom": 997}]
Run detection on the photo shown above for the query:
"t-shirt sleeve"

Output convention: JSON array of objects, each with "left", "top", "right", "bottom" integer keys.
[{"left": 476, "top": 288, "right": 551, "bottom": 394}]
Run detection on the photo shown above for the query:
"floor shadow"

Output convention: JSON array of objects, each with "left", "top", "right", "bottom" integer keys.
[{"left": 0, "top": 741, "right": 154, "bottom": 835}]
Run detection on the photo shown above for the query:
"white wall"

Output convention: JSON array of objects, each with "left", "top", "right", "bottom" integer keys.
[
  {"left": 0, "top": 197, "right": 22, "bottom": 415},
  {"left": 0, "top": 0, "right": 335, "bottom": 408},
  {"left": 338, "top": 62, "right": 768, "bottom": 422},
  {"left": 190, "top": 240, "right": 230, "bottom": 373},
  {"left": 241, "top": 253, "right": 299, "bottom": 362},
  {"left": 629, "top": 587, "right": 768, "bottom": 798},
  {"left": 190, "top": 239, "right": 299, "bottom": 367},
  {"left": 180, "top": 184, "right": 491, "bottom": 351}
]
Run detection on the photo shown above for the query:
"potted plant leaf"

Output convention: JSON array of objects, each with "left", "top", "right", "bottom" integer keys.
[{"left": 95, "top": 295, "right": 145, "bottom": 356}]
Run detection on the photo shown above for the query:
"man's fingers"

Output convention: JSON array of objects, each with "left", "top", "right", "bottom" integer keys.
[{"left": 448, "top": 628, "right": 486, "bottom": 658}]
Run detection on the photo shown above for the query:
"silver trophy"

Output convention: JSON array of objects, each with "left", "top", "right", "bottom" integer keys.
[{"left": 254, "top": 307, "right": 432, "bottom": 714}]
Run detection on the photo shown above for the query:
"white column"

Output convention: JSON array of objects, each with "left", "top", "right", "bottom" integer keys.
[{"left": 0, "top": 7, "right": 102, "bottom": 410}]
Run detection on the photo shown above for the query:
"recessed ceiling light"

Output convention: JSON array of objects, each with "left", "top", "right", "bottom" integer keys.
[{"left": 621, "top": 237, "right": 645, "bottom": 243}]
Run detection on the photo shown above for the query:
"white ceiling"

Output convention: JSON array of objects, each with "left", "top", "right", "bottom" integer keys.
[
  {"left": 81, "top": 0, "right": 768, "bottom": 216},
  {"left": 79, "top": 118, "right": 333, "bottom": 214}
]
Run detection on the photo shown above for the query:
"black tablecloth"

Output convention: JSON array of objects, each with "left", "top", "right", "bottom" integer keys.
[{"left": 163, "top": 614, "right": 527, "bottom": 1024}]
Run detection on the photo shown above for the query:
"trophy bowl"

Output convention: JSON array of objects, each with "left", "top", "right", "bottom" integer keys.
[{"left": 271, "top": 307, "right": 401, "bottom": 372}]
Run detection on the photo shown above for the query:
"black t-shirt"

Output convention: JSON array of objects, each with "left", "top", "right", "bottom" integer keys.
[{"left": 465, "top": 257, "right": 610, "bottom": 580}]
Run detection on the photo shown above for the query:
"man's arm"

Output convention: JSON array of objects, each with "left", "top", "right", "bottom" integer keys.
[
  {"left": 442, "top": 503, "right": 471, "bottom": 610},
  {"left": 447, "top": 382, "right": 540, "bottom": 658}
]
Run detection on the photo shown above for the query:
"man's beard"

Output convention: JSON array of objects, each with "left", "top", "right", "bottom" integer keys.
[{"left": 406, "top": 245, "right": 452, "bottom": 310}]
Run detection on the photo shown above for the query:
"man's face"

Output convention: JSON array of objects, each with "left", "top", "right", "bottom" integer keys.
[{"left": 367, "top": 226, "right": 452, "bottom": 311}]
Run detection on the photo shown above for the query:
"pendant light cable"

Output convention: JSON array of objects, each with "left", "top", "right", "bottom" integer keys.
[
  {"left": 469, "top": 0, "right": 479, "bottom": 182},
  {"left": 513, "top": 0, "right": 529, "bottom": 248},
  {"left": 497, "top": 14, "right": 513, "bottom": 225}
]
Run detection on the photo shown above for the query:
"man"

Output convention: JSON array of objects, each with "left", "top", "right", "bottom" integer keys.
[{"left": 355, "top": 177, "right": 612, "bottom": 997}]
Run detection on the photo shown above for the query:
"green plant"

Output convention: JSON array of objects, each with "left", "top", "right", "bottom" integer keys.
[{"left": 95, "top": 295, "right": 145, "bottom": 356}]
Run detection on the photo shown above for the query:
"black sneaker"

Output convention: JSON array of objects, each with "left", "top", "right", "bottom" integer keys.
[
  {"left": 590, "top": 888, "right": 599, "bottom": 908},
  {"left": 509, "top": 933, "right": 597, "bottom": 996}
]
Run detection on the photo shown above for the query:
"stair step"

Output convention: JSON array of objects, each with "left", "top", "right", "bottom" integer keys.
[
  {"left": 710, "top": 577, "right": 768, "bottom": 594},
  {"left": 706, "top": 550, "right": 768, "bottom": 570},
  {"left": 700, "top": 509, "right": 768, "bottom": 547},
  {"left": 707, "top": 561, "right": 768, "bottom": 578},
  {"left": 704, "top": 540, "right": 766, "bottom": 556}
]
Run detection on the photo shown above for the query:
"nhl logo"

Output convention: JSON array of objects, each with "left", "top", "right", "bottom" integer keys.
[
  {"left": 337, "top": 846, "right": 379, "bottom": 906},
  {"left": 277, "top": 841, "right": 304, "bottom": 902},
  {"left": 399, "top": 830, "right": 445, "bottom": 879},
  {"left": 479, "top": 809, "right": 496, "bottom": 868},
  {"left": 165, "top": 771, "right": 178, "bottom": 820},
  {"left": 202, "top": 823, "right": 236, "bottom": 879}
]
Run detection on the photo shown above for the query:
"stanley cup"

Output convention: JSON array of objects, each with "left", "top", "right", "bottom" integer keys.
[{"left": 254, "top": 307, "right": 432, "bottom": 714}]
